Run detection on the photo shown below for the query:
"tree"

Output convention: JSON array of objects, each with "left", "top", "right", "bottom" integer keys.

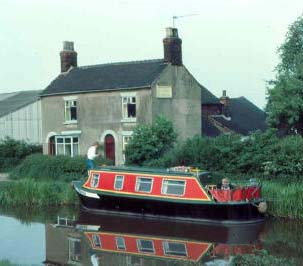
[
  {"left": 125, "top": 117, "right": 177, "bottom": 166},
  {"left": 266, "top": 15, "right": 303, "bottom": 135}
]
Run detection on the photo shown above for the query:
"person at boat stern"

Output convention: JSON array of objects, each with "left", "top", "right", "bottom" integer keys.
[
  {"left": 217, "top": 178, "right": 233, "bottom": 190},
  {"left": 87, "top": 142, "right": 100, "bottom": 170}
]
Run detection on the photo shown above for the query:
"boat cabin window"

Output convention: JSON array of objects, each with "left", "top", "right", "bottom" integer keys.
[
  {"left": 137, "top": 239, "right": 155, "bottom": 253},
  {"left": 90, "top": 174, "right": 100, "bottom": 188},
  {"left": 163, "top": 241, "right": 187, "bottom": 257},
  {"left": 116, "top": 236, "right": 126, "bottom": 250},
  {"left": 92, "top": 234, "right": 101, "bottom": 248},
  {"left": 114, "top": 175, "right": 124, "bottom": 190},
  {"left": 135, "top": 177, "right": 153, "bottom": 193},
  {"left": 161, "top": 179, "right": 185, "bottom": 196}
]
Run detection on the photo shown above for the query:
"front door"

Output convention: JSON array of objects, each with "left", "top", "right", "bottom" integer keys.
[{"left": 105, "top": 134, "right": 115, "bottom": 164}]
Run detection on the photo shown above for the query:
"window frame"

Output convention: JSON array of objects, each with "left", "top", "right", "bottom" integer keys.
[
  {"left": 90, "top": 173, "right": 100, "bottom": 188},
  {"left": 114, "top": 175, "right": 124, "bottom": 190},
  {"left": 135, "top": 177, "right": 153, "bottom": 193},
  {"left": 162, "top": 241, "right": 188, "bottom": 257},
  {"left": 115, "top": 236, "right": 126, "bottom": 250},
  {"left": 55, "top": 135, "right": 79, "bottom": 157},
  {"left": 136, "top": 239, "right": 155, "bottom": 254},
  {"left": 92, "top": 234, "right": 101, "bottom": 248},
  {"left": 68, "top": 237, "right": 81, "bottom": 263},
  {"left": 121, "top": 94, "right": 137, "bottom": 122},
  {"left": 64, "top": 99, "right": 78, "bottom": 123},
  {"left": 161, "top": 179, "right": 186, "bottom": 196}
]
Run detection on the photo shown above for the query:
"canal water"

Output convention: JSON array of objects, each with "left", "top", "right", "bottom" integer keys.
[{"left": 0, "top": 207, "right": 302, "bottom": 266}]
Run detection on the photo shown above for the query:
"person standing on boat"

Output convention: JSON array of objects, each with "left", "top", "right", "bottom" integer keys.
[{"left": 87, "top": 142, "right": 100, "bottom": 170}]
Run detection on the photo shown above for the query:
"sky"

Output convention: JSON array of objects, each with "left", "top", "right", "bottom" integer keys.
[{"left": 1, "top": 0, "right": 303, "bottom": 109}]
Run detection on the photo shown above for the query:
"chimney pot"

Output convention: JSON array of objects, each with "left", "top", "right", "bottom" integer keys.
[{"left": 63, "top": 41, "right": 74, "bottom": 51}]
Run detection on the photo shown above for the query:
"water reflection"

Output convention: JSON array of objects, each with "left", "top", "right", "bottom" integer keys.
[
  {"left": 44, "top": 211, "right": 264, "bottom": 266},
  {"left": 1, "top": 207, "right": 302, "bottom": 265}
]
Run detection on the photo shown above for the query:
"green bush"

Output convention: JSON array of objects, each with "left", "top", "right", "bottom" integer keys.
[
  {"left": 10, "top": 154, "right": 111, "bottom": 182},
  {"left": 0, "top": 137, "right": 42, "bottom": 171},
  {"left": 146, "top": 130, "right": 303, "bottom": 181},
  {"left": 231, "top": 249, "right": 296, "bottom": 266},
  {"left": 125, "top": 116, "right": 177, "bottom": 166}
]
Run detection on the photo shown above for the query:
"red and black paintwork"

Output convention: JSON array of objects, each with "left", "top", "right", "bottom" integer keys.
[
  {"left": 76, "top": 210, "right": 263, "bottom": 263},
  {"left": 73, "top": 166, "right": 266, "bottom": 224}
]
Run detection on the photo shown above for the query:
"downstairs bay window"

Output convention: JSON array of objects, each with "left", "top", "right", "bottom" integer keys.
[{"left": 55, "top": 136, "right": 79, "bottom": 157}]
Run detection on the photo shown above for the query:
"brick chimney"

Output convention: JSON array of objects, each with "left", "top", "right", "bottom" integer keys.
[
  {"left": 220, "top": 90, "right": 230, "bottom": 117},
  {"left": 163, "top": 27, "right": 182, "bottom": 65},
  {"left": 60, "top": 41, "right": 77, "bottom": 73}
]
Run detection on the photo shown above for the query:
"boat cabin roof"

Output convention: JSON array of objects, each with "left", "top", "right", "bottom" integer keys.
[{"left": 96, "top": 166, "right": 196, "bottom": 178}]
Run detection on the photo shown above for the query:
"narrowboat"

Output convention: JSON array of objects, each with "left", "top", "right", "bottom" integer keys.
[{"left": 73, "top": 166, "right": 267, "bottom": 224}]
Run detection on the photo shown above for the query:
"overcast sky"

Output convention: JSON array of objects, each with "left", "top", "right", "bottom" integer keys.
[{"left": 1, "top": 0, "right": 303, "bottom": 109}]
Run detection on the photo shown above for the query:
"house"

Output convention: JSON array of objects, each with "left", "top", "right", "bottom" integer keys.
[
  {"left": 0, "top": 90, "right": 42, "bottom": 143},
  {"left": 40, "top": 28, "right": 202, "bottom": 165},
  {"left": 201, "top": 89, "right": 267, "bottom": 137}
]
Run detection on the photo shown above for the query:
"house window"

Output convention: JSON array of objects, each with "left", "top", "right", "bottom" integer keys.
[
  {"left": 114, "top": 175, "right": 124, "bottom": 190},
  {"left": 122, "top": 96, "right": 136, "bottom": 119},
  {"left": 65, "top": 100, "right": 77, "bottom": 122},
  {"left": 68, "top": 238, "right": 81, "bottom": 262},
  {"left": 161, "top": 179, "right": 185, "bottom": 196},
  {"left": 137, "top": 239, "right": 155, "bottom": 253},
  {"left": 91, "top": 174, "right": 100, "bottom": 188},
  {"left": 163, "top": 242, "right": 187, "bottom": 257},
  {"left": 55, "top": 136, "right": 79, "bottom": 157},
  {"left": 135, "top": 177, "right": 153, "bottom": 193},
  {"left": 122, "top": 135, "right": 133, "bottom": 152},
  {"left": 92, "top": 234, "right": 101, "bottom": 248},
  {"left": 116, "top": 237, "right": 126, "bottom": 250},
  {"left": 122, "top": 133, "right": 133, "bottom": 163}
]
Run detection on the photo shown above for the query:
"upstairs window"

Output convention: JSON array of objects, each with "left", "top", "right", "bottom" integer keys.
[
  {"left": 135, "top": 177, "right": 153, "bottom": 193},
  {"left": 162, "top": 179, "right": 185, "bottom": 196},
  {"left": 122, "top": 96, "right": 136, "bottom": 119},
  {"left": 65, "top": 100, "right": 77, "bottom": 122}
]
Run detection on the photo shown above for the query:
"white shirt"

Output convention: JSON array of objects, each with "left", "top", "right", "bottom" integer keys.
[{"left": 87, "top": 145, "right": 98, "bottom": 160}]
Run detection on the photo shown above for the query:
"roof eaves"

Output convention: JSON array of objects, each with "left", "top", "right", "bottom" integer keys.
[{"left": 40, "top": 85, "right": 152, "bottom": 97}]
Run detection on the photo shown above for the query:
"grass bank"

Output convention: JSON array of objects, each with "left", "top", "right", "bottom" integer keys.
[
  {"left": 0, "top": 179, "right": 78, "bottom": 207},
  {"left": 262, "top": 181, "right": 303, "bottom": 219}
]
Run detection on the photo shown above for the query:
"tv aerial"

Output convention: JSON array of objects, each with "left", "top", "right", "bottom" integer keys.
[{"left": 172, "top": 14, "right": 198, "bottom": 27}]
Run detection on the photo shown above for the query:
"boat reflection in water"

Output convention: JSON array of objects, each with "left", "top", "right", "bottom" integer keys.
[{"left": 44, "top": 210, "right": 264, "bottom": 266}]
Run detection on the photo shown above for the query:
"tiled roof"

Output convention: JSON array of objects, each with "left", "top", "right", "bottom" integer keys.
[
  {"left": 0, "top": 90, "right": 41, "bottom": 118},
  {"left": 200, "top": 85, "right": 220, "bottom": 104},
  {"left": 41, "top": 59, "right": 168, "bottom": 96},
  {"left": 212, "top": 97, "right": 267, "bottom": 135}
]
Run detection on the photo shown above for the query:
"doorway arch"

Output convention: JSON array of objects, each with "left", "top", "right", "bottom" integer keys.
[{"left": 105, "top": 134, "right": 115, "bottom": 164}]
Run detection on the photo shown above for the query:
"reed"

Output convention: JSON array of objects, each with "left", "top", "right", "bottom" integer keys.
[
  {"left": 0, "top": 179, "right": 78, "bottom": 207},
  {"left": 263, "top": 181, "right": 303, "bottom": 219}
]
